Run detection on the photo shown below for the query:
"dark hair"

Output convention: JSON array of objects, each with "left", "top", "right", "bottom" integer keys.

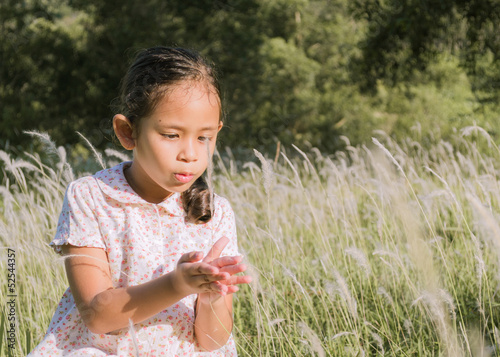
[{"left": 117, "top": 46, "right": 220, "bottom": 224}]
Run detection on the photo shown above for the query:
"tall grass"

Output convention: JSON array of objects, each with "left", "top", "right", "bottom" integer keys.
[{"left": 1, "top": 128, "right": 500, "bottom": 356}]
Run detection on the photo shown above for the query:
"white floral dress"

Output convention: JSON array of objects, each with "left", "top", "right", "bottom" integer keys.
[{"left": 29, "top": 162, "right": 239, "bottom": 356}]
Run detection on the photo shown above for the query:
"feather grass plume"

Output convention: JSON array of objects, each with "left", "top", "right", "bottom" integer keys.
[
  {"left": 76, "top": 131, "right": 105, "bottom": 169},
  {"left": 253, "top": 149, "right": 273, "bottom": 197}
]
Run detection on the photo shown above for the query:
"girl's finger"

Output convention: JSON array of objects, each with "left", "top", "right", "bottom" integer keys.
[
  {"left": 225, "top": 286, "right": 239, "bottom": 294},
  {"left": 196, "top": 272, "right": 230, "bottom": 286},
  {"left": 220, "top": 275, "right": 252, "bottom": 286},
  {"left": 203, "top": 237, "right": 229, "bottom": 263},
  {"left": 201, "top": 282, "right": 228, "bottom": 294},
  {"left": 177, "top": 251, "right": 203, "bottom": 264},
  {"left": 186, "top": 262, "right": 218, "bottom": 276},
  {"left": 210, "top": 255, "right": 242, "bottom": 268},
  {"left": 219, "top": 264, "right": 247, "bottom": 276}
]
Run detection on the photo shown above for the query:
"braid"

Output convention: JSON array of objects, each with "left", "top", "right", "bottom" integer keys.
[{"left": 182, "top": 176, "right": 212, "bottom": 224}]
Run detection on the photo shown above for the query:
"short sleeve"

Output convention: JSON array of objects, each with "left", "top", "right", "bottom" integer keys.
[
  {"left": 214, "top": 196, "right": 239, "bottom": 257},
  {"left": 50, "top": 179, "right": 106, "bottom": 255}
]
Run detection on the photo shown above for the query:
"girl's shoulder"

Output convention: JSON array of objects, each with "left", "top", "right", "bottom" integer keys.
[
  {"left": 64, "top": 173, "right": 100, "bottom": 197},
  {"left": 62, "top": 162, "right": 133, "bottom": 207},
  {"left": 211, "top": 193, "right": 235, "bottom": 223},
  {"left": 212, "top": 193, "right": 233, "bottom": 211},
  {"left": 67, "top": 161, "right": 131, "bottom": 194}
]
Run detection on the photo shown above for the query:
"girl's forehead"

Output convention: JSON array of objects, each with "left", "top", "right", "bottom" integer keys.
[
  {"left": 156, "top": 81, "right": 220, "bottom": 112},
  {"left": 168, "top": 80, "right": 218, "bottom": 100},
  {"left": 141, "top": 81, "right": 221, "bottom": 128}
]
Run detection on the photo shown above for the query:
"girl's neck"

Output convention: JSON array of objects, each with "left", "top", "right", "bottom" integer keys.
[{"left": 123, "top": 163, "right": 173, "bottom": 204}]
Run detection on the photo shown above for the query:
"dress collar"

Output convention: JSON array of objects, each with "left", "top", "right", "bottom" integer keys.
[{"left": 94, "top": 161, "right": 185, "bottom": 216}]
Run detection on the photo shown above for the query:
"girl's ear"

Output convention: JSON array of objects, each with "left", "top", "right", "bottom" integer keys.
[
  {"left": 217, "top": 121, "right": 223, "bottom": 132},
  {"left": 113, "top": 114, "right": 135, "bottom": 150}
]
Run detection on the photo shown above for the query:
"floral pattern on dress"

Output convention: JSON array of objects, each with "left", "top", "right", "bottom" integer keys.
[{"left": 29, "top": 162, "right": 239, "bottom": 356}]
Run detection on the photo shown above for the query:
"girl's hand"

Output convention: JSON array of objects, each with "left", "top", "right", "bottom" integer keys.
[
  {"left": 173, "top": 251, "right": 231, "bottom": 297},
  {"left": 198, "top": 237, "right": 252, "bottom": 304}
]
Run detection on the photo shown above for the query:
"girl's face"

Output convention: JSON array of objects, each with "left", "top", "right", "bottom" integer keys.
[{"left": 122, "top": 81, "right": 222, "bottom": 203}]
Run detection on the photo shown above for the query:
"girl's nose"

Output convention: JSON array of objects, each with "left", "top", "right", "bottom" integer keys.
[{"left": 178, "top": 139, "right": 198, "bottom": 162}]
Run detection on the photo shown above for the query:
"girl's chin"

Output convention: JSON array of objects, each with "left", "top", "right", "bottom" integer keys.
[{"left": 164, "top": 181, "right": 197, "bottom": 194}]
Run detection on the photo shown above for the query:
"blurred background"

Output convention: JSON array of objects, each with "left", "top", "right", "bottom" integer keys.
[
  {"left": 2, "top": 0, "right": 499, "bottom": 157},
  {"left": 2, "top": 3, "right": 500, "bottom": 355}
]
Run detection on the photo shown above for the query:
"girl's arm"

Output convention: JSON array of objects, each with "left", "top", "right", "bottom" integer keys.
[
  {"left": 193, "top": 237, "right": 252, "bottom": 351},
  {"left": 62, "top": 244, "right": 232, "bottom": 334},
  {"left": 195, "top": 294, "right": 234, "bottom": 351}
]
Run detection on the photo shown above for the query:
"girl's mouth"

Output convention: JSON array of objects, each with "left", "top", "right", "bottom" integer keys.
[{"left": 174, "top": 173, "right": 194, "bottom": 183}]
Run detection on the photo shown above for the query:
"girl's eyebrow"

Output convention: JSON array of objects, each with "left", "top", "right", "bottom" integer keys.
[
  {"left": 199, "top": 125, "right": 219, "bottom": 131},
  {"left": 159, "top": 124, "right": 219, "bottom": 131}
]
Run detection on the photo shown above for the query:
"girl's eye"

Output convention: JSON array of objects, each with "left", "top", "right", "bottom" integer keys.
[
  {"left": 198, "top": 136, "right": 211, "bottom": 142},
  {"left": 162, "top": 134, "right": 178, "bottom": 139}
]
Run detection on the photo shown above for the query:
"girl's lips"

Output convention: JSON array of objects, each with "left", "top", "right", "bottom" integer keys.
[{"left": 174, "top": 173, "right": 194, "bottom": 183}]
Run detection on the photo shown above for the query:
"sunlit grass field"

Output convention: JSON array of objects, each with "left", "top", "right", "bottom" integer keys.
[{"left": 1, "top": 128, "right": 500, "bottom": 356}]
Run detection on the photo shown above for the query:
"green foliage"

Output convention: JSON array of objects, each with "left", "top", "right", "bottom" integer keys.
[
  {"left": 351, "top": 0, "right": 500, "bottom": 92},
  {"left": 1, "top": 0, "right": 500, "bottom": 154},
  {"left": 0, "top": 0, "right": 90, "bottom": 148}
]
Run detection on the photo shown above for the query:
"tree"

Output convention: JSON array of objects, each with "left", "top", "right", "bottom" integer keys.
[
  {"left": 0, "top": 0, "right": 88, "bottom": 148},
  {"left": 2, "top": 0, "right": 362, "bottom": 153},
  {"left": 350, "top": 0, "right": 500, "bottom": 94}
]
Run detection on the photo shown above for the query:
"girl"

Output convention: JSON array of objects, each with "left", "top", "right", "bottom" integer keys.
[{"left": 30, "top": 47, "right": 251, "bottom": 356}]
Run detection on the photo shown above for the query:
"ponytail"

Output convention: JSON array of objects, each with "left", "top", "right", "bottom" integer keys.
[{"left": 182, "top": 176, "right": 212, "bottom": 224}]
